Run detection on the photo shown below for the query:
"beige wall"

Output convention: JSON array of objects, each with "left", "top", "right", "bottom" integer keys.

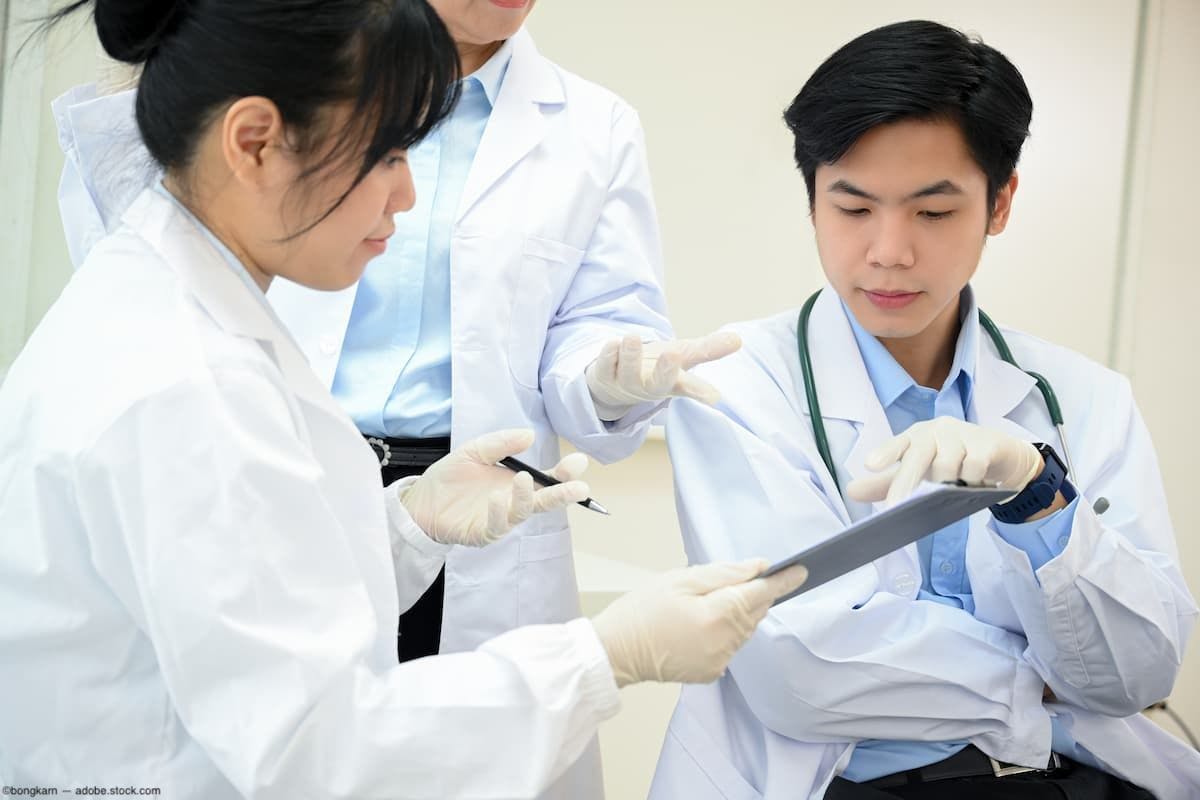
[
  {"left": 2, "top": 2, "right": 1197, "bottom": 798},
  {"left": 1114, "top": 0, "right": 1200, "bottom": 744}
]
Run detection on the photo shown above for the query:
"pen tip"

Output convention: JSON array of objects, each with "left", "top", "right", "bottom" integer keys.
[{"left": 588, "top": 500, "right": 611, "bottom": 515}]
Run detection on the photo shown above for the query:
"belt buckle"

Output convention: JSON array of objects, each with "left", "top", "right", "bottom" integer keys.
[
  {"left": 366, "top": 436, "right": 391, "bottom": 467},
  {"left": 988, "top": 752, "right": 1061, "bottom": 778}
]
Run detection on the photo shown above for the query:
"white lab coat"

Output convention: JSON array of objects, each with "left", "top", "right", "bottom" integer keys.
[
  {"left": 54, "top": 30, "right": 670, "bottom": 799},
  {"left": 0, "top": 187, "right": 622, "bottom": 799},
  {"left": 650, "top": 288, "right": 1200, "bottom": 800}
]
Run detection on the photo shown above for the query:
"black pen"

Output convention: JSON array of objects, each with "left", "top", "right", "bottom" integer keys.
[{"left": 499, "top": 456, "right": 610, "bottom": 515}]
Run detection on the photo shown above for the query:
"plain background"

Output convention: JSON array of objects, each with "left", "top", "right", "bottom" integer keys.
[{"left": 1, "top": 1, "right": 1197, "bottom": 797}]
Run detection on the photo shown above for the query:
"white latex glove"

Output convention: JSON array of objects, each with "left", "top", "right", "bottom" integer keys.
[
  {"left": 846, "top": 417, "right": 1043, "bottom": 506},
  {"left": 397, "top": 429, "right": 589, "bottom": 547},
  {"left": 591, "top": 559, "right": 808, "bottom": 687},
  {"left": 584, "top": 331, "right": 743, "bottom": 421}
]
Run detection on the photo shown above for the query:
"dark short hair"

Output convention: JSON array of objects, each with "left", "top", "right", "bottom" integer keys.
[
  {"left": 783, "top": 20, "right": 1032, "bottom": 211},
  {"left": 41, "top": 0, "right": 461, "bottom": 232}
]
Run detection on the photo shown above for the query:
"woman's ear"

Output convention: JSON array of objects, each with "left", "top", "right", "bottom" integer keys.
[
  {"left": 220, "top": 96, "right": 287, "bottom": 189},
  {"left": 988, "top": 172, "right": 1019, "bottom": 235}
]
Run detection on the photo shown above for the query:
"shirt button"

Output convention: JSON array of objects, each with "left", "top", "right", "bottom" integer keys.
[
  {"left": 319, "top": 336, "right": 338, "bottom": 355},
  {"left": 892, "top": 572, "right": 916, "bottom": 594},
  {"left": 1057, "top": 536, "right": 1070, "bottom": 549},
  {"left": 940, "top": 561, "right": 955, "bottom": 575}
]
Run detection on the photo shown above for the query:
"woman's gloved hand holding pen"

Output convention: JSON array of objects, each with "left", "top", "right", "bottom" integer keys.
[
  {"left": 397, "top": 428, "right": 589, "bottom": 547},
  {"left": 585, "top": 331, "right": 743, "bottom": 421},
  {"left": 592, "top": 560, "right": 809, "bottom": 686}
]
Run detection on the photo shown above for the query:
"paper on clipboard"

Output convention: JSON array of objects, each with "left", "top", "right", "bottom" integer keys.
[{"left": 762, "top": 483, "right": 1015, "bottom": 605}]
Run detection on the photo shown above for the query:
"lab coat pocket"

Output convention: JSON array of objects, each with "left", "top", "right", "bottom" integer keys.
[
  {"left": 516, "top": 527, "right": 581, "bottom": 625},
  {"left": 508, "top": 236, "right": 585, "bottom": 390}
]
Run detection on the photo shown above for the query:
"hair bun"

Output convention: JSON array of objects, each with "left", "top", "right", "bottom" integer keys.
[{"left": 93, "top": 0, "right": 188, "bottom": 63}]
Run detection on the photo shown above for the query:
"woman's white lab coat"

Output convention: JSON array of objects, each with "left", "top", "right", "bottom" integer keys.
[
  {"left": 56, "top": 26, "right": 668, "bottom": 649},
  {"left": 0, "top": 188, "right": 621, "bottom": 798},
  {"left": 54, "top": 31, "right": 668, "bottom": 797},
  {"left": 650, "top": 288, "right": 1200, "bottom": 800}
]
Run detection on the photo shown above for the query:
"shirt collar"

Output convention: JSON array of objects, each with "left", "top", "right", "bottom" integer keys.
[
  {"left": 152, "top": 182, "right": 273, "bottom": 306},
  {"left": 467, "top": 36, "right": 515, "bottom": 108},
  {"left": 843, "top": 286, "right": 980, "bottom": 410}
]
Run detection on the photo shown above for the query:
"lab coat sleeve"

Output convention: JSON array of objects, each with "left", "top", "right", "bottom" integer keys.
[
  {"left": 983, "top": 376, "right": 1198, "bottom": 717},
  {"left": 539, "top": 104, "right": 674, "bottom": 464},
  {"left": 666, "top": 373, "right": 1052, "bottom": 767},
  {"left": 75, "top": 370, "right": 621, "bottom": 799},
  {"left": 382, "top": 477, "right": 451, "bottom": 614},
  {"left": 992, "top": 499, "right": 1079, "bottom": 571}
]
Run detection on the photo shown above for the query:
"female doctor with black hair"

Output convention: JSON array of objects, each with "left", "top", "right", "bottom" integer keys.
[
  {"left": 0, "top": 2, "right": 805, "bottom": 797},
  {"left": 54, "top": 7, "right": 738, "bottom": 793}
]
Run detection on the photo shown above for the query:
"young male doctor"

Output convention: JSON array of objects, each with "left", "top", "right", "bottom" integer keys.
[
  {"left": 649, "top": 20, "right": 1200, "bottom": 800},
  {"left": 53, "top": 3, "right": 737, "bottom": 797}
]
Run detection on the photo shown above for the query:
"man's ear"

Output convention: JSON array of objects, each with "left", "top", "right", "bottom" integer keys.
[
  {"left": 220, "top": 96, "right": 287, "bottom": 188},
  {"left": 988, "top": 172, "right": 1019, "bottom": 235}
]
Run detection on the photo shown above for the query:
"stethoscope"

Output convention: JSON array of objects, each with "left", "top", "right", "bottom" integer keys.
[{"left": 796, "top": 289, "right": 1109, "bottom": 515}]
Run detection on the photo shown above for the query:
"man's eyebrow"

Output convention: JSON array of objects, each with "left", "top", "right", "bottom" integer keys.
[
  {"left": 906, "top": 180, "right": 965, "bottom": 200},
  {"left": 826, "top": 179, "right": 880, "bottom": 202},
  {"left": 825, "top": 178, "right": 967, "bottom": 203}
]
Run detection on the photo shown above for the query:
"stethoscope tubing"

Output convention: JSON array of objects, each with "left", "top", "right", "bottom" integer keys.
[{"left": 797, "top": 289, "right": 1080, "bottom": 493}]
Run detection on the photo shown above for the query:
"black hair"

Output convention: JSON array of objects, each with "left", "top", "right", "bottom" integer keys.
[
  {"left": 40, "top": 0, "right": 461, "bottom": 231},
  {"left": 783, "top": 20, "right": 1033, "bottom": 212}
]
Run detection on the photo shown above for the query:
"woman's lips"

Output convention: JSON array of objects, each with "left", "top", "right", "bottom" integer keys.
[{"left": 364, "top": 237, "right": 389, "bottom": 255}]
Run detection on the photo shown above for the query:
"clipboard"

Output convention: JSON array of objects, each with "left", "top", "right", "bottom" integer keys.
[{"left": 762, "top": 483, "right": 1015, "bottom": 605}]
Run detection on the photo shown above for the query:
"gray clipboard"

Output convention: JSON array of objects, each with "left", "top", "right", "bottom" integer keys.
[{"left": 762, "top": 483, "right": 1015, "bottom": 605}]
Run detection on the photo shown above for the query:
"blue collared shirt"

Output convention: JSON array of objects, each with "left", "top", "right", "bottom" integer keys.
[
  {"left": 840, "top": 288, "right": 1080, "bottom": 782},
  {"left": 330, "top": 41, "right": 513, "bottom": 438}
]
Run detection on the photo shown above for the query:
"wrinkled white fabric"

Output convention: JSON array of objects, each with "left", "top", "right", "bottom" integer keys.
[{"left": 0, "top": 189, "right": 621, "bottom": 799}]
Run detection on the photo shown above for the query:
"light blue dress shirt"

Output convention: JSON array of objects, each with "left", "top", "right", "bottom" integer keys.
[
  {"left": 840, "top": 289, "right": 1082, "bottom": 782},
  {"left": 331, "top": 42, "right": 513, "bottom": 438}
]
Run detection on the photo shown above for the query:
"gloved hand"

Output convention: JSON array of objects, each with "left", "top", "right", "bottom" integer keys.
[
  {"left": 591, "top": 559, "right": 808, "bottom": 687},
  {"left": 397, "top": 429, "right": 589, "bottom": 547},
  {"left": 846, "top": 417, "right": 1043, "bottom": 506},
  {"left": 584, "top": 331, "right": 743, "bottom": 421}
]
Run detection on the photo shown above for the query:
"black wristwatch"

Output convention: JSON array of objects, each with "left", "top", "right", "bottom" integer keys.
[{"left": 989, "top": 443, "right": 1077, "bottom": 524}]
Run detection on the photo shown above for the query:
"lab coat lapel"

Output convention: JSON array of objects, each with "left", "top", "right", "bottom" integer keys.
[
  {"left": 801, "top": 289, "right": 893, "bottom": 486},
  {"left": 965, "top": 321, "right": 1040, "bottom": 620},
  {"left": 122, "top": 190, "right": 349, "bottom": 422},
  {"left": 971, "top": 329, "right": 1040, "bottom": 442},
  {"left": 456, "top": 28, "right": 564, "bottom": 223}
]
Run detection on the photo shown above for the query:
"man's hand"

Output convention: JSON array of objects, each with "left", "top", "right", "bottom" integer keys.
[
  {"left": 585, "top": 331, "right": 742, "bottom": 420},
  {"left": 847, "top": 417, "right": 1043, "bottom": 506}
]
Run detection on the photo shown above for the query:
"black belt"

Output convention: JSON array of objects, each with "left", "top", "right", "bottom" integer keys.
[
  {"left": 865, "top": 745, "right": 1065, "bottom": 789},
  {"left": 364, "top": 434, "right": 451, "bottom": 469}
]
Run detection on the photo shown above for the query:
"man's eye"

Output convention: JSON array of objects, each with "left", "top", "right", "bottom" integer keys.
[
  {"left": 920, "top": 210, "right": 954, "bottom": 220},
  {"left": 837, "top": 206, "right": 870, "bottom": 217}
]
